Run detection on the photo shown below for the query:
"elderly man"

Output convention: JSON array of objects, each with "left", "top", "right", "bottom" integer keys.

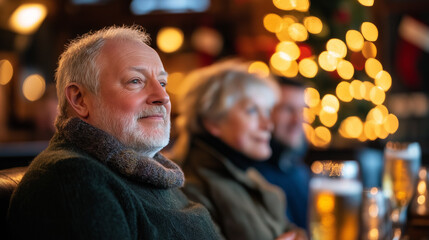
[
  {"left": 251, "top": 76, "right": 311, "bottom": 230},
  {"left": 7, "top": 25, "right": 221, "bottom": 239}
]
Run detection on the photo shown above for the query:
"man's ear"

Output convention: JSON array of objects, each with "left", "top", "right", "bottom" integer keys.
[
  {"left": 202, "top": 119, "right": 222, "bottom": 137},
  {"left": 65, "top": 83, "right": 90, "bottom": 119}
]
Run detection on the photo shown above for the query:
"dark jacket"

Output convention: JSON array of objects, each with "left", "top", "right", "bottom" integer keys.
[
  {"left": 250, "top": 138, "right": 310, "bottom": 230},
  {"left": 182, "top": 134, "right": 293, "bottom": 240},
  {"left": 7, "top": 118, "right": 222, "bottom": 240}
]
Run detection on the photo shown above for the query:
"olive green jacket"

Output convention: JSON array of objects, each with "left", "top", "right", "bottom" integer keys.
[{"left": 182, "top": 136, "right": 293, "bottom": 240}]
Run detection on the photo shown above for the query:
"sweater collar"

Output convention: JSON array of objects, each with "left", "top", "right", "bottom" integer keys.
[
  {"left": 57, "top": 117, "right": 184, "bottom": 189},
  {"left": 198, "top": 133, "right": 259, "bottom": 171}
]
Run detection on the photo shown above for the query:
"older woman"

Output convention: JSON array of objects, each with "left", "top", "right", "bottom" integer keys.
[{"left": 171, "top": 62, "right": 307, "bottom": 240}]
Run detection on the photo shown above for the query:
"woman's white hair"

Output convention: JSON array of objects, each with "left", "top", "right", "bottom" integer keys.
[
  {"left": 171, "top": 59, "right": 279, "bottom": 162},
  {"left": 55, "top": 25, "right": 150, "bottom": 127}
]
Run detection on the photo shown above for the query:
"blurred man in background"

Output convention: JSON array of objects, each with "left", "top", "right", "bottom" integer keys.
[{"left": 251, "top": 76, "right": 310, "bottom": 230}]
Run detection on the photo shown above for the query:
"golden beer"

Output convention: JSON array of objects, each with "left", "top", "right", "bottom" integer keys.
[
  {"left": 382, "top": 145, "right": 421, "bottom": 210},
  {"left": 309, "top": 178, "right": 362, "bottom": 240}
]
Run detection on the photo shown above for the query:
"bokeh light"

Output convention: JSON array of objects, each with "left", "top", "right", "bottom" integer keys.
[
  {"left": 248, "top": 61, "right": 270, "bottom": 78},
  {"left": 303, "top": 107, "right": 316, "bottom": 124},
  {"left": 326, "top": 38, "right": 347, "bottom": 58},
  {"left": 321, "top": 94, "right": 340, "bottom": 113},
  {"left": 276, "top": 41, "right": 300, "bottom": 60},
  {"left": 337, "top": 59, "right": 354, "bottom": 80},
  {"left": 358, "top": 0, "right": 374, "bottom": 7},
  {"left": 346, "top": 30, "right": 364, "bottom": 52},
  {"left": 304, "top": 87, "right": 320, "bottom": 107},
  {"left": 370, "top": 86, "right": 386, "bottom": 105},
  {"left": 350, "top": 80, "right": 363, "bottom": 100},
  {"left": 318, "top": 51, "right": 338, "bottom": 72},
  {"left": 263, "top": 13, "right": 283, "bottom": 33},
  {"left": 273, "top": 0, "right": 295, "bottom": 11},
  {"left": 361, "top": 22, "right": 378, "bottom": 42},
  {"left": 157, "top": 27, "right": 184, "bottom": 53},
  {"left": 313, "top": 126, "right": 331, "bottom": 147},
  {"left": 304, "top": 16, "right": 323, "bottom": 34},
  {"left": 288, "top": 23, "right": 308, "bottom": 42},
  {"left": 299, "top": 58, "right": 318, "bottom": 78},
  {"left": 384, "top": 114, "right": 399, "bottom": 134},
  {"left": 9, "top": 3, "right": 47, "bottom": 34},
  {"left": 22, "top": 74, "right": 46, "bottom": 101},
  {"left": 374, "top": 70, "right": 392, "bottom": 91},
  {"left": 342, "top": 116, "right": 363, "bottom": 138},
  {"left": 0, "top": 60, "right": 13, "bottom": 85},
  {"left": 319, "top": 109, "right": 338, "bottom": 127},
  {"left": 362, "top": 81, "right": 375, "bottom": 101},
  {"left": 336, "top": 81, "right": 353, "bottom": 102},
  {"left": 365, "top": 58, "right": 383, "bottom": 78},
  {"left": 362, "top": 41, "right": 377, "bottom": 59},
  {"left": 280, "top": 60, "right": 299, "bottom": 78},
  {"left": 295, "top": 0, "right": 310, "bottom": 12},
  {"left": 270, "top": 52, "right": 292, "bottom": 71}
]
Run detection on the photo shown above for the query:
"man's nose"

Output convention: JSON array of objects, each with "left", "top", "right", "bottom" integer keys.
[{"left": 146, "top": 80, "right": 170, "bottom": 105}]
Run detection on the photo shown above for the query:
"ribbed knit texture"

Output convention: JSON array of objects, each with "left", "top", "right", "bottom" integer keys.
[
  {"left": 7, "top": 118, "right": 222, "bottom": 240},
  {"left": 60, "top": 117, "right": 184, "bottom": 188}
]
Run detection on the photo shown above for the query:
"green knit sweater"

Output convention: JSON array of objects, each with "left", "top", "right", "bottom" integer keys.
[{"left": 7, "top": 118, "right": 222, "bottom": 240}]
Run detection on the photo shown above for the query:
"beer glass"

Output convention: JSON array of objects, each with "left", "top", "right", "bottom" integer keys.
[
  {"left": 308, "top": 160, "right": 363, "bottom": 240},
  {"left": 382, "top": 142, "right": 421, "bottom": 240}
]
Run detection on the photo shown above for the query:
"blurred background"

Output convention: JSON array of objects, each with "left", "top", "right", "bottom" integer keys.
[{"left": 0, "top": 0, "right": 428, "bottom": 169}]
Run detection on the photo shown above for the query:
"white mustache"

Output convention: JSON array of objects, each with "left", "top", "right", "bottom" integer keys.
[{"left": 137, "top": 106, "right": 167, "bottom": 119}]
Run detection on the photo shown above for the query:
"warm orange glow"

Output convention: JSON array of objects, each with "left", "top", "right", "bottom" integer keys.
[
  {"left": 273, "top": 0, "right": 295, "bottom": 11},
  {"left": 336, "top": 81, "right": 353, "bottom": 102},
  {"left": 157, "top": 27, "right": 184, "bottom": 53},
  {"left": 319, "top": 109, "right": 338, "bottom": 127},
  {"left": 280, "top": 60, "right": 299, "bottom": 78},
  {"left": 303, "top": 107, "right": 315, "bottom": 123},
  {"left": 9, "top": 3, "right": 47, "bottom": 34},
  {"left": 383, "top": 114, "right": 399, "bottom": 134},
  {"left": 346, "top": 30, "right": 364, "bottom": 52},
  {"left": 313, "top": 126, "right": 331, "bottom": 147},
  {"left": 271, "top": 52, "right": 292, "bottom": 71},
  {"left": 370, "top": 86, "right": 385, "bottom": 105},
  {"left": 321, "top": 94, "right": 339, "bottom": 113},
  {"left": 337, "top": 59, "right": 354, "bottom": 80},
  {"left": 166, "top": 72, "right": 184, "bottom": 96},
  {"left": 304, "top": 16, "right": 323, "bottom": 34},
  {"left": 295, "top": 0, "right": 310, "bottom": 12},
  {"left": 299, "top": 58, "right": 318, "bottom": 78},
  {"left": 342, "top": 116, "right": 363, "bottom": 138},
  {"left": 276, "top": 41, "right": 300, "bottom": 60},
  {"left": 358, "top": 0, "right": 374, "bottom": 6},
  {"left": 361, "top": 22, "right": 378, "bottom": 42},
  {"left": 304, "top": 87, "right": 320, "bottom": 107},
  {"left": 0, "top": 60, "right": 13, "bottom": 85},
  {"left": 248, "top": 61, "right": 270, "bottom": 78},
  {"left": 318, "top": 51, "right": 338, "bottom": 72},
  {"left": 22, "top": 74, "right": 46, "bottom": 101},
  {"left": 362, "top": 81, "right": 375, "bottom": 101},
  {"left": 326, "top": 38, "right": 347, "bottom": 58},
  {"left": 374, "top": 70, "right": 392, "bottom": 91},
  {"left": 362, "top": 41, "right": 377, "bottom": 59},
  {"left": 288, "top": 23, "right": 308, "bottom": 42},
  {"left": 365, "top": 58, "right": 383, "bottom": 78},
  {"left": 264, "top": 13, "right": 284, "bottom": 33},
  {"left": 350, "top": 80, "right": 363, "bottom": 100}
]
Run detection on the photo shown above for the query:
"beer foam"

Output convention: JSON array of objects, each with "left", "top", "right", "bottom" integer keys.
[
  {"left": 310, "top": 177, "right": 363, "bottom": 195},
  {"left": 385, "top": 142, "right": 421, "bottom": 160}
]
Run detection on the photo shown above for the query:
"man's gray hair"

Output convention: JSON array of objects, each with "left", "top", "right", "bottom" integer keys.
[
  {"left": 55, "top": 25, "right": 150, "bottom": 127},
  {"left": 172, "top": 60, "right": 279, "bottom": 161}
]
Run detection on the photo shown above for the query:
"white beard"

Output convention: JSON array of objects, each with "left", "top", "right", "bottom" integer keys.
[{"left": 93, "top": 101, "right": 170, "bottom": 157}]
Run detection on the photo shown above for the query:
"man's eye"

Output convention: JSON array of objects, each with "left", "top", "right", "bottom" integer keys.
[
  {"left": 160, "top": 82, "right": 167, "bottom": 88},
  {"left": 130, "top": 79, "right": 140, "bottom": 84}
]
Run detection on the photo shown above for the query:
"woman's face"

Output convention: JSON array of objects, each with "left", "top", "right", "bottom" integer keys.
[{"left": 205, "top": 90, "right": 274, "bottom": 160}]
